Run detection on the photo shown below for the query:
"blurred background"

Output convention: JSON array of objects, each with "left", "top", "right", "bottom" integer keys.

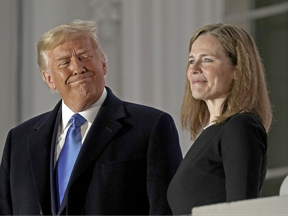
[{"left": 0, "top": 0, "right": 288, "bottom": 197}]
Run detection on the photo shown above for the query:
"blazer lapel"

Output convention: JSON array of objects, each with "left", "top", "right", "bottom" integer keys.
[{"left": 28, "top": 101, "right": 62, "bottom": 214}]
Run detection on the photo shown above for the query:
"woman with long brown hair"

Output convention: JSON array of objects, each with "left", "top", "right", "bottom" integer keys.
[{"left": 167, "top": 23, "right": 272, "bottom": 215}]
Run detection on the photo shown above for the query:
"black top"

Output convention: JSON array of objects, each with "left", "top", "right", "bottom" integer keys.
[{"left": 167, "top": 113, "right": 267, "bottom": 215}]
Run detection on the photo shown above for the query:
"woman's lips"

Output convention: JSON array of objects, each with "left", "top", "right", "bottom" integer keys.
[{"left": 192, "top": 79, "right": 207, "bottom": 84}]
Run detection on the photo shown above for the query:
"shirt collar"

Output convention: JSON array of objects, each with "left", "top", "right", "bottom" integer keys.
[{"left": 61, "top": 88, "right": 107, "bottom": 130}]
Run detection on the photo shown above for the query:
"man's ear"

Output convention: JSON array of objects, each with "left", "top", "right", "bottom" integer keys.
[
  {"left": 42, "top": 71, "right": 56, "bottom": 90},
  {"left": 102, "top": 62, "right": 107, "bottom": 76}
]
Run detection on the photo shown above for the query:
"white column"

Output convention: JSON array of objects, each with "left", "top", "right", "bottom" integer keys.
[
  {"left": 19, "top": 0, "right": 93, "bottom": 122},
  {"left": 121, "top": 0, "right": 224, "bottom": 155},
  {"left": 0, "top": 0, "right": 19, "bottom": 154},
  {"left": 89, "top": 0, "right": 123, "bottom": 95},
  {"left": 121, "top": 0, "right": 143, "bottom": 101},
  {"left": 0, "top": 0, "right": 225, "bottom": 157}
]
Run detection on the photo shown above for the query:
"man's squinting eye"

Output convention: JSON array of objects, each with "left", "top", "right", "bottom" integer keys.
[
  {"left": 203, "top": 58, "right": 213, "bottom": 62},
  {"left": 59, "top": 61, "right": 70, "bottom": 66},
  {"left": 80, "top": 54, "right": 92, "bottom": 60}
]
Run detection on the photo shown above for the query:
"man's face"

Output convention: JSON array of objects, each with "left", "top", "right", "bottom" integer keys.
[{"left": 42, "top": 36, "right": 107, "bottom": 111}]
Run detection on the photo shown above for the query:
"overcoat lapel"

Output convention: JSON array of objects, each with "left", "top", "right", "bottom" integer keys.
[
  {"left": 58, "top": 88, "right": 126, "bottom": 214},
  {"left": 28, "top": 101, "right": 62, "bottom": 214},
  {"left": 50, "top": 107, "right": 62, "bottom": 215}
]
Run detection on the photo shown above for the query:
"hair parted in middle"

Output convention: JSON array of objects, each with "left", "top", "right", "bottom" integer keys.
[{"left": 181, "top": 23, "right": 272, "bottom": 141}]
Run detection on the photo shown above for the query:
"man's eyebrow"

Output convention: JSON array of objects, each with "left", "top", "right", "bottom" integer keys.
[
  {"left": 55, "top": 48, "right": 91, "bottom": 62},
  {"left": 77, "top": 48, "right": 90, "bottom": 55},
  {"left": 56, "top": 55, "right": 71, "bottom": 62}
]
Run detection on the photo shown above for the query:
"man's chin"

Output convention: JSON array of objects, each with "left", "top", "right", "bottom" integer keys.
[{"left": 77, "top": 83, "right": 92, "bottom": 98}]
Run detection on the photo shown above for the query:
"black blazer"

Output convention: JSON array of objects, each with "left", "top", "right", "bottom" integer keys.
[{"left": 0, "top": 87, "right": 183, "bottom": 215}]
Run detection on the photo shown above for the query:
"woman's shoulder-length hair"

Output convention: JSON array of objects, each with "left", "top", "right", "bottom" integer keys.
[{"left": 181, "top": 23, "right": 272, "bottom": 141}]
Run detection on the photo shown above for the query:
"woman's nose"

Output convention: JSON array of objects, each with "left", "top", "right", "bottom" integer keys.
[{"left": 189, "top": 62, "right": 201, "bottom": 75}]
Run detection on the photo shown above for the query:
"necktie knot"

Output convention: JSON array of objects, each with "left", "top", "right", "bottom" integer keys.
[{"left": 70, "top": 113, "right": 86, "bottom": 128}]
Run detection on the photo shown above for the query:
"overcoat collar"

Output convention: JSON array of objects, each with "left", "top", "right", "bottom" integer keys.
[
  {"left": 58, "top": 87, "right": 125, "bottom": 214},
  {"left": 28, "top": 100, "right": 62, "bottom": 215},
  {"left": 68, "top": 87, "right": 125, "bottom": 182},
  {"left": 28, "top": 87, "right": 126, "bottom": 215}
]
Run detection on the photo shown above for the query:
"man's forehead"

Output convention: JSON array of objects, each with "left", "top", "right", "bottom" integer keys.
[
  {"left": 54, "top": 37, "right": 94, "bottom": 50},
  {"left": 49, "top": 45, "right": 93, "bottom": 60},
  {"left": 54, "top": 47, "right": 90, "bottom": 57}
]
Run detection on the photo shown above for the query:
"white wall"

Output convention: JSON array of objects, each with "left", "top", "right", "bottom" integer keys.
[
  {"left": 0, "top": 0, "right": 19, "bottom": 155},
  {"left": 0, "top": 0, "right": 224, "bottom": 158},
  {"left": 120, "top": 0, "right": 224, "bottom": 154},
  {"left": 20, "top": 0, "right": 92, "bottom": 121}
]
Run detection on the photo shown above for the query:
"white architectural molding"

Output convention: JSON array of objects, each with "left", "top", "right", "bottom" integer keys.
[
  {"left": 225, "top": 2, "right": 288, "bottom": 23},
  {"left": 89, "top": 0, "right": 122, "bottom": 41},
  {"left": 280, "top": 175, "right": 288, "bottom": 196},
  {"left": 193, "top": 195, "right": 288, "bottom": 215},
  {"left": 0, "top": 0, "right": 224, "bottom": 157},
  {"left": 121, "top": 0, "right": 224, "bottom": 154},
  {"left": 0, "top": 0, "right": 19, "bottom": 154},
  {"left": 266, "top": 166, "right": 288, "bottom": 180}
]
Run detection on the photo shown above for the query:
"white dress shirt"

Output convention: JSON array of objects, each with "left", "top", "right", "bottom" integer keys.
[{"left": 55, "top": 88, "right": 107, "bottom": 163}]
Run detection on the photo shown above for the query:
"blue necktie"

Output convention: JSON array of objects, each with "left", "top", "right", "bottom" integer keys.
[{"left": 58, "top": 113, "right": 86, "bottom": 204}]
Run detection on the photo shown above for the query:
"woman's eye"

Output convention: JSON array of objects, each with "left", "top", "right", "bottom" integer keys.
[{"left": 189, "top": 59, "right": 195, "bottom": 64}]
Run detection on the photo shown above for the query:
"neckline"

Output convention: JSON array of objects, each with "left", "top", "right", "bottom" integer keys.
[{"left": 203, "top": 121, "right": 216, "bottom": 130}]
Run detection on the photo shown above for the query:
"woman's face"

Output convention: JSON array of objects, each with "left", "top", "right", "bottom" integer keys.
[{"left": 187, "top": 34, "right": 236, "bottom": 105}]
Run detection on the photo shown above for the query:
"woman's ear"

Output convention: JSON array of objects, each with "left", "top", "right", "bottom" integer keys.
[{"left": 233, "top": 68, "right": 237, "bottom": 80}]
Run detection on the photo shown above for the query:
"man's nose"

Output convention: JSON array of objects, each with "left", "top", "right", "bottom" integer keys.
[{"left": 71, "top": 57, "right": 85, "bottom": 75}]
